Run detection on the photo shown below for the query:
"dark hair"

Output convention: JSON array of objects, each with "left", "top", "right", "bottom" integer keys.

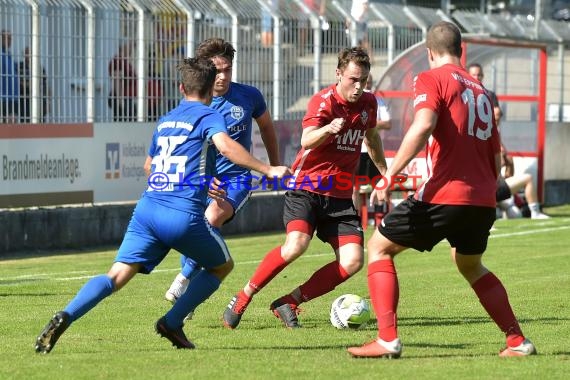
[
  {"left": 196, "top": 38, "right": 236, "bottom": 62},
  {"left": 467, "top": 62, "right": 483, "bottom": 72},
  {"left": 426, "top": 21, "right": 462, "bottom": 58},
  {"left": 177, "top": 57, "right": 217, "bottom": 97},
  {"left": 337, "top": 47, "right": 371, "bottom": 72}
]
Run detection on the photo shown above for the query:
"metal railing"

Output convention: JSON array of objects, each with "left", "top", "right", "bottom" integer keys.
[{"left": 2, "top": 0, "right": 570, "bottom": 124}]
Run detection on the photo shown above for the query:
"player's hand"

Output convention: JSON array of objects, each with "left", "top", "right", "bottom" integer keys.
[
  {"left": 326, "top": 118, "right": 345, "bottom": 135},
  {"left": 369, "top": 174, "right": 394, "bottom": 206},
  {"left": 266, "top": 166, "right": 292, "bottom": 181},
  {"left": 369, "top": 186, "right": 389, "bottom": 207},
  {"left": 207, "top": 177, "right": 227, "bottom": 201},
  {"left": 369, "top": 173, "right": 409, "bottom": 206}
]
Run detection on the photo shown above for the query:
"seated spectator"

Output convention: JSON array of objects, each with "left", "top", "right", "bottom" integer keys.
[{"left": 496, "top": 153, "right": 550, "bottom": 219}]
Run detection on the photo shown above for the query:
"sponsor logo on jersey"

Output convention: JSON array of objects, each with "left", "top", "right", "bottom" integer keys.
[
  {"left": 335, "top": 129, "right": 366, "bottom": 152},
  {"left": 360, "top": 110, "right": 368, "bottom": 125}
]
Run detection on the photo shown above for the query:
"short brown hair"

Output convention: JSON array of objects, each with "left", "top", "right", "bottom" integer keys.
[
  {"left": 426, "top": 21, "right": 462, "bottom": 58},
  {"left": 196, "top": 38, "right": 236, "bottom": 62},
  {"left": 177, "top": 57, "right": 217, "bottom": 97},
  {"left": 337, "top": 47, "right": 371, "bottom": 72}
]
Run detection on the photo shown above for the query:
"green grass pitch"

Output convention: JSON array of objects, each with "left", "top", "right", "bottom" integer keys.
[{"left": 1, "top": 205, "right": 570, "bottom": 379}]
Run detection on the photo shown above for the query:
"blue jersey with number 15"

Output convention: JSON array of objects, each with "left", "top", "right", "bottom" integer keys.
[{"left": 145, "top": 99, "right": 227, "bottom": 215}]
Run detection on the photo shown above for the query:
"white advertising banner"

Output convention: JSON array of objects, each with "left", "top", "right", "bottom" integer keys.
[
  {"left": 92, "top": 122, "right": 154, "bottom": 203},
  {"left": 0, "top": 124, "right": 95, "bottom": 208},
  {"left": 0, "top": 122, "right": 154, "bottom": 208}
]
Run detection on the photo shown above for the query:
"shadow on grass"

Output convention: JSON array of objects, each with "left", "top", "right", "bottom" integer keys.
[
  {"left": 366, "top": 315, "right": 570, "bottom": 328},
  {"left": 0, "top": 292, "right": 59, "bottom": 297}
]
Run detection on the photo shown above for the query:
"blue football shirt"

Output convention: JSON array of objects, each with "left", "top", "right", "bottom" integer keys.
[
  {"left": 210, "top": 82, "right": 267, "bottom": 175},
  {"left": 145, "top": 99, "right": 227, "bottom": 214}
]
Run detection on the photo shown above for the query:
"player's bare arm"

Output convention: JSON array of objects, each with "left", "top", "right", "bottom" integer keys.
[
  {"left": 143, "top": 155, "right": 152, "bottom": 177},
  {"left": 212, "top": 132, "right": 291, "bottom": 179},
  {"left": 370, "top": 108, "right": 436, "bottom": 205},
  {"left": 376, "top": 119, "right": 391, "bottom": 131},
  {"left": 363, "top": 127, "right": 387, "bottom": 176},
  {"left": 256, "top": 110, "right": 281, "bottom": 166},
  {"left": 301, "top": 117, "right": 345, "bottom": 149},
  {"left": 494, "top": 152, "right": 502, "bottom": 179}
]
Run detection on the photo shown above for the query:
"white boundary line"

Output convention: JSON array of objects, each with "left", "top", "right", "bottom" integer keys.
[{"left": 3, "top": 224, "right": 570, "bottom": 282}]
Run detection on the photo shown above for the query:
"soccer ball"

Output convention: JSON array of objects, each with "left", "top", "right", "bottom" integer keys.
[{"left": 330, "top": 294, "right": 371, "bottom": 329}]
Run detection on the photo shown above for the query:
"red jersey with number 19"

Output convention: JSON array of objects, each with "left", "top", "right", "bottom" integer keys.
[
  {"left": 289, "top": 84, "right": 377, "bottom": 198},
  {"left": 413, "top": 63, "right": 500, "bottom": 207}
]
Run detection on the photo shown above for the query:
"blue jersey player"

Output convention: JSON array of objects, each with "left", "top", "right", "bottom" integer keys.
[
  {"left": 35, "top": 57, "right": 291, "bottom": 353},
  {"left": 164, "top": 38, "right": 281, "bottom": 314}
]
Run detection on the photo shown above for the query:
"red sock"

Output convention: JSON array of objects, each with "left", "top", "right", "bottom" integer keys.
[
  {"left": 248, "top": 246, "right": 288, "bottom": 293},
  {"left": 298, "top": 261, "right": 350, "bottom": 302},
  {"left": 368, "top": 259, "right": 399, "bottom": 342},
  {"left": 471, "top": 272, "right": 525, "bottom": 347}
]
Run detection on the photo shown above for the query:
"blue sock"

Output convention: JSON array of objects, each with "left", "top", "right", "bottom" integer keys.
[
  {"left": 181, "top": 256, "right": 199, "bottom": 280},
  {"left": 64, "top": 275, "right": 115, "bottom": 322},
  {"left": 165, "top": 270, "right": 220, "bottom": 328}
]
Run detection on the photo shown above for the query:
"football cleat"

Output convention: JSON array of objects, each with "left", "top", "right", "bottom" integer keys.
[
  {"left": 164, "top": 274, "right": 190, "bottom": 304},
  {"left": 222, "top": 293, "right": 251, "bottom": 329},
  {"left": 155, "top": 317, "right": 195, "bottom": 349},
  {"left": 531, "top": 213, "right": 550, "bottom": 220},
  {"left": 270, "top": 298, "right": 301, "bottom": 329},
  {"left": 499, "top": 339, "right": 537, "bottom": 357},
  {"left": 347, "top": 338, "right": 402, "bottom": 359},
  {"left": 35, "top": 311, "right": 71, "bottom": 354}
]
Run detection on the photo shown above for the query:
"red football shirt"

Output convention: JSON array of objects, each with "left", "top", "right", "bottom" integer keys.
[
  {"left": 289, "top": 84, "right": 377, "bottom": 198},
  {"left": 413, "top": 64, "right": 501, "bottom": 207}
]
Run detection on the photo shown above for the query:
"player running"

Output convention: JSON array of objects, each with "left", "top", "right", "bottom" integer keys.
[
  {"left": 347, "top": 21, "right": 536, "bottom": 358},
  {"left": 164, "top": 39, "right": 281, "bottom": 316},
  {"left": 222, "top": 47, "right": 387, "bottom": 329},
  {"left": 35, "top": 57, "right": 290, "bottom": 353}
]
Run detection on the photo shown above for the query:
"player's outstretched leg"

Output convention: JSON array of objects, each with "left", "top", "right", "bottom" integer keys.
[{"left": 348, "top": 260, "right": 402, "bottom": 358}]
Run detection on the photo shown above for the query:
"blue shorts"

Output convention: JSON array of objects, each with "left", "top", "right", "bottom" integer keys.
[
  {"left": 262, "top": 13, "right": 272, "bottom": 32},
  {"left": 116, "top": 196, "right": 231, "bottom": 273},
  {"left": 207, "top": 174, "right": 252, "bottom": 220}
]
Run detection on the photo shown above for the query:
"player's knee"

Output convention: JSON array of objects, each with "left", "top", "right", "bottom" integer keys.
[
  {"left": 207, "top": 259, "right": 234, "bottom": 281},
  {"left": 454, "top": 253, "right": 484, "bottom": 279},
  {"left": 342, "top": 256, "right": 363, "bottom": 276},
  {"left": 281, "top": 235, "right": 311, "bottom": 262}
]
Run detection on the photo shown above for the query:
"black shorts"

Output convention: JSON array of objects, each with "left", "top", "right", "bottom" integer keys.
[
  {"left": 496, "top": 177, "right": 511, "bottom": 202},
  {"left": 283, "top": 190, "right": 363, "bottom": 244},
  {"left": 379, "top": 196, "right": 496, "bottom": 254},
  {"left": 356, "top": 153, "right": 380, "bottom": 179}
]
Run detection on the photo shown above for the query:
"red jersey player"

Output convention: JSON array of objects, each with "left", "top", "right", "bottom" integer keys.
[
  {"left": 222, "top": 47, "right": 387, "bottom": 329},
  {"left": 348, "top": 21, "right": 536, "bottom": 358}
]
